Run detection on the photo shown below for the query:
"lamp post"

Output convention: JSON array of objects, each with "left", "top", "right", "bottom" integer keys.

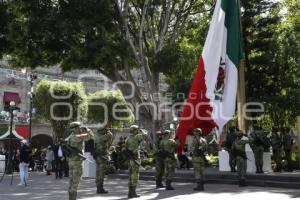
[
  {"left": 22, "top": 69, "right": 37, "bottom": 141},
  {"left": 6, "top": 101, "right": 18, "bottom": 174},
  {"left": 28, "top": 73, "right": 37, "bottom": 141}
]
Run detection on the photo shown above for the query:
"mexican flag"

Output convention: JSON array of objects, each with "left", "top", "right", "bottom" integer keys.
[{"left": 176, "top": 0, "right": 243, "bottom": 151}]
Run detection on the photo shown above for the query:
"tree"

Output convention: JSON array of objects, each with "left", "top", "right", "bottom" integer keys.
[
  {"left": 87, "top": 90, "right": 134, "bottom": 128},
  {"left": 34, "top": 80, "right": 88, "bottom": 140},
  {"left": 4, "top": 0, "right": 214, "bottom": 135},
  {"left": 0, "top": 0, "right": 11, "bottom": 58}
]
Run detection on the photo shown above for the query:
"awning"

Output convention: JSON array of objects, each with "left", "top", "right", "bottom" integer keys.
[
  {"left": 3, "top": 92, "right": 21, "bottom": 104},
  {"left": 15, "top": 126, "right": 29, "bottom": 139}
]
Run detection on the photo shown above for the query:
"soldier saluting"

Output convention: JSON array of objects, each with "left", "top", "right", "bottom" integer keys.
[
  {"left": 154, "top": 131, "right": 165, "bottom": 188},
  {"left": 191, "top": 128, "right": 208, "bottom": 191},
  {"left": 125, "top": 125, "right": 148, "bottom": 198},
  {"left": 93, "top": 127, "right": 113, "bottom": 194},
  {"left": 232, "top": 130, "right": 249, "bottom": 187},
  {"left": 64, "top": 121, "right": 94, "bottom": 200},
  {"left": 160, "top": 130, "right": 179, "bottom": 190}
]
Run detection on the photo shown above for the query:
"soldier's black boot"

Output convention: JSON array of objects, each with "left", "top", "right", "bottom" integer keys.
[
  {"left": 156, "top": 179, "right": 164, "bottom": 188},
  {"left": 193, "top": 181, "right": 204, "bottom": 191},
  {"left": 69, "top": 192, "right": 77, "bottom": 200},
  {"left": 239, "top": 179, "right": 247, "bottom": 187},
  {"left": 166, "top": 180, "right": 175, "bottom": 190},
  {"left": 128, "top": 186, "right": 140, "bottom": 198},
  {"left": 97, "top": 184, "right": 108, "bottom": 194}
]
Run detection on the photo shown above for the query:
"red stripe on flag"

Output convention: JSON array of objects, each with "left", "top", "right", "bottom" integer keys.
[{"left": 176, "top": 58, "right": 217, "bottom": 153}]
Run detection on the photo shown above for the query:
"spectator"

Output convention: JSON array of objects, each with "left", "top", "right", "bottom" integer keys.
[
  {"left": 53, "top": 140, "right": 66, "bottom": 179},
  {"left": 45, "top": 146, "right": 54, "bottom": 175},
  {"left": 18, "top": 140, "right": 31, "bottom": 186}
]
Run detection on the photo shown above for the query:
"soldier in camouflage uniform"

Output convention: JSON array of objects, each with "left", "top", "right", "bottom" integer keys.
[
  {"left": 125, "top": 125, "right": 148, "bottom": 198},
  {"left": 154, "top": 130, "right": 165, "bottom": 188},
  {"left": 271, "top": 127, "right": 283, "bottom": 172},
  {"left": 191, "top": 128, "right": 208, "bottom": 191},
  {"left": 94, "top": 128, "right": 113, "bottom": 194},
  {"left": 160, "top": 130, "right": 179, "bottom": 190},
  {"left": 65, "top": 122, "right": 94, "bottom": 200},
  {"left": 225, "top": 126, "right": 237, "bottom": 172},
  {"left": 249, "top": 125, "right": 265, "bottom": 173},
  {"left": 282, "top": 127, "right": 293, "bottom": 172},
  {"left": 232, "top": 130, "right": 249, "bottom": 187}
]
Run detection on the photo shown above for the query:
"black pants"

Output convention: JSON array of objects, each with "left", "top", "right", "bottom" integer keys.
[{"left": 55, "top": 159, "right": 64, "bottom": 178}]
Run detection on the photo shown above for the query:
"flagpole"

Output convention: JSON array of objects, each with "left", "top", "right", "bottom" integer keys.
[{"left": 237, "top": 0, "right": 247, "bottom": 133}]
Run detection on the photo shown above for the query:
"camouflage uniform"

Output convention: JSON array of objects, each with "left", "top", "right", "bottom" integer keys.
[
  {"left": 232, "top": 131, "right": 249, "bottom": 187},
  {"left": 249, "top": 127, "right": 265, "bottom": 173},
  {"left": 282, "top": 127, "right": 293, "bottom": 171},
  {"left": 94, "top": 128, "right": 113, "bottom": 194},
  {"left": 160, "top": 130, "right": 179, "bottom": 190},
  {"left": 225, "top": 127, "right": 237, "bottom": 172},
  {"left": 191, "top": 128, "right": 207, "bottom": 191},
  {"left": 271, "top": 128, "right": 283, "bottom": 172},
  {"left": 66, "top": 122, "right": 94, "bottom": 200},
  {"left": 125, "top": 125, "right": 147, "bottom": 198},
  {"left": 154, "top": 131, "right": 165, "bottom": 188}
]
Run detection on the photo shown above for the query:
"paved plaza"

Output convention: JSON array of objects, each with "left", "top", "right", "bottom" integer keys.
[{"left": 0, "top": 172, "right": 300, "bottom": 200}]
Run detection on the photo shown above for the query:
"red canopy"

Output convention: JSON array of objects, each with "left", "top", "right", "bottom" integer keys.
[
  {"left": 3, "top": 92, "right": 21, "bottom": 104},
  {"left": 15, "top": 126, "right": 29, "bottom": 139}
]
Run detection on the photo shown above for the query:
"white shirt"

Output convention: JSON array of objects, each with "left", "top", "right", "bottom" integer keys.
[{"left": 58, "top": 146, "right": 63, "bottom": 157}]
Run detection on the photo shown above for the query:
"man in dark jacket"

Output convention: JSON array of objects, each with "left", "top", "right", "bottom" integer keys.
[
  {"left": 18, "top": 140, "right": 31, "bottom": 186},
  {"left": 53, "top": 140, "right": 66, "bottom": 179}
]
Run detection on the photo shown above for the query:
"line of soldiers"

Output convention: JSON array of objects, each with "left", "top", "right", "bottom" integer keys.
[
  {"left": 155, "top": 128, "right": 208, "bottom": 191},
  {"left": 64, "top": 121, "right": 211, "bottom": 200},
  {"left": 224, "top": 125, "right": 294, "bottom": 187}
]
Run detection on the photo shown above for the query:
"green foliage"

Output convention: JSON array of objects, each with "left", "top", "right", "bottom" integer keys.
[
  {"left": 34, "top": 80, "right": 88, "bottom": 139},
  {"left": 87, "top": 90, "right": 134, "bottom": 128},
  {"left": 0, "top": 0, "right": 11, "bottom": 58}
]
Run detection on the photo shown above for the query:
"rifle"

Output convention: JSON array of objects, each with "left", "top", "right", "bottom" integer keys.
[
  {"left": 123, "top": 149, "right": 140, "bottom": 165},
  {"left": 60, "top": 140, "right": 94, "bottom": 163},
  {"left": 92, "top": 149, "right": 110, "bottom": 162},
  {"left": 231, "top": 148, "right": 249, "bottom": 161}
]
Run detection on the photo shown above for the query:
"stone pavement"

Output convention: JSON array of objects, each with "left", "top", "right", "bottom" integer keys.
[{"left": 0, "top": 172, "right": 300, "bottom": 200}]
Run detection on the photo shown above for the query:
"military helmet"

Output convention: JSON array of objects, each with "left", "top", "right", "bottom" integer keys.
[
  {"left": 163, "top": 130, "right": 172, "bottom": 135},
  {"left": 156, "top": 131, "right": 162, "bottom": 135},
  {"left": 130, "top": 125, "right": 139, "bottom": 134},
  {"left": 70, "top": 121, "right": 81, "bottom": 129},
  {"left": 192, "top": 128, "right": 202, "bottom": 135}
]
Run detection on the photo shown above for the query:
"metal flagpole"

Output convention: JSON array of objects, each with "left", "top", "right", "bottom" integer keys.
[{"left": 237, "top": 0, "right": 247, "bottom": 133}]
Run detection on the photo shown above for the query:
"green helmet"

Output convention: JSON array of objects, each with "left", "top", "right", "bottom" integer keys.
[
  {"left": 163, "top": 130, "right": 172, "bottom": 135},
  {"left": 70, "top": 121, "right": 81, "bottom": 129},
  {"left": 192, "top": 128, "right": 202, "bottom": 135},
  {"left": 130, "top": 125, "right": 139, "bottom": 134}
]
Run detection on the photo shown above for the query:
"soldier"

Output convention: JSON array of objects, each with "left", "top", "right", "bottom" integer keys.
[
  {"left": 282, "top": 127, "right": 293, "bottom": 171},
  {"left": 249, "top": 125, "right": 265, "bottom": 173},
  {"left": 93, "top": 127, "right": 113, "bottom": 194},
  {"left": 271, "top": 127, "right": 283, "bottom": 172},
  {"left": 154, "top": 130, "right": 165, "bottom": 188},
  {"left": 232, "top": 130, "right": 249, "bottom": 187},
  {"left": 191, "top": 128, "right": 208, "bottom": 191},
  {"left": 160, "top": 130, "right": 179, "bottom": 190},
  {"left": 225, "top": 126, "right": 237, "bottom": 172},
  {"left": 125, "top": 125, "right": 148, "bottom": 198},
  {"left": 65, "top": 122, "right": 94, "bottom": 200}
]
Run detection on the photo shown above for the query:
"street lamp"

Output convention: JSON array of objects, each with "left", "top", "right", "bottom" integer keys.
[
  {"left": 22, "top": 69, "right": 37, "bottom": 141},
  {"left": 6, "top": 101, "right": 19, "bottom": 175},
  {"left": 28, "top": 73, "right": 37, "bottom": 141}
]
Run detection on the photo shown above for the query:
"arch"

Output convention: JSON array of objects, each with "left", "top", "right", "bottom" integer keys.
[{"left": 31, "top": 134, "right": 53, "bottom": 149}]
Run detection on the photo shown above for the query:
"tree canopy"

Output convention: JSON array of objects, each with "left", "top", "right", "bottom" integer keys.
[{"left": 34, "top": 80, "right": 88, "bottom": 139}]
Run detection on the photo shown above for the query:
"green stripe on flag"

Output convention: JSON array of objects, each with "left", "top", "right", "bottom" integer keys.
[{"left": 221, "top": 0, "right": 243, "bottom": 67}]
